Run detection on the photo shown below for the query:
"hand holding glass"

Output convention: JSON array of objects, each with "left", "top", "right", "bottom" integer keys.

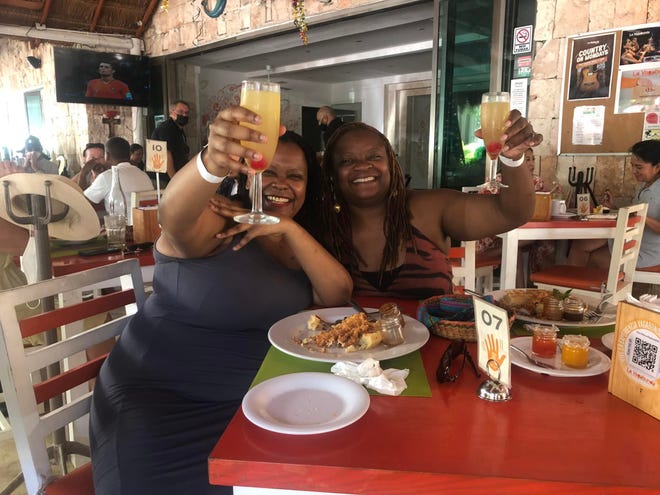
[
  {"left": 480, "top": 92, "right": 510, "bottom": 189},
  {"left": 234, "top": 80, "right": 281, "bottom": 225}
]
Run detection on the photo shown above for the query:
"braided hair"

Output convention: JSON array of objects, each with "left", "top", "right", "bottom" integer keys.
[{"left": 320, "top": 122, "right": 413, "bottom": 282}]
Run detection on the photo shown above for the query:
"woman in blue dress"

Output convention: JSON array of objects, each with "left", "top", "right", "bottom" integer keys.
[{"left": 90, "top": 106, "right": 352, "bottom": 494}]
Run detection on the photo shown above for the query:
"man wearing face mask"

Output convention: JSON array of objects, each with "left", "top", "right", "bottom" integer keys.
[
  {"left": 316, "top": 106, "right": 345, "bottom": 149},
  {"left": 151, "top": 100, "right": 191, "bottom": 179}
]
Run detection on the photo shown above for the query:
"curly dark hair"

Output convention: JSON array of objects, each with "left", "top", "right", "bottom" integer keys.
[
  {"left": 320, "top": 122, "right": 412, "bottom": 280},
  {"left": 232, "top": 130, "right": 324, "bottom": 240}
]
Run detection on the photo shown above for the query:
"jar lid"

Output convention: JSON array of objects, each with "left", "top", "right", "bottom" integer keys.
[
  {"left": 562, "top": 334, "right": 590, "bottom": 348},
  {"left": 531, "top": 324, "right": 558, "bottom": 337}
]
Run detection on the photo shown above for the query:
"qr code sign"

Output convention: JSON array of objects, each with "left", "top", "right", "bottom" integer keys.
[{"left": 632, "top": 336, "right": 659, "bottom": 373}]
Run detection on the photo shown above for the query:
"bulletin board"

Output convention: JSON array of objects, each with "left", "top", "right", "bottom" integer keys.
[{"left": 559, "top": 24, "right": 660, "bottom": 154}]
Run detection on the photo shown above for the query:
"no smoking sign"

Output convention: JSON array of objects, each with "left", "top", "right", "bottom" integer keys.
[{"left": 513, "top": 25, "right": 533, "bottom": 55}]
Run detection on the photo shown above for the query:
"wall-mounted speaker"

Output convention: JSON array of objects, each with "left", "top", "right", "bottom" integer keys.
[{"left": 27, "top": 56, "right": 41, "bottom": 69}]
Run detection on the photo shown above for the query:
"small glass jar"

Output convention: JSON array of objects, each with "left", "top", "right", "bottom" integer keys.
[
  {"left": 531, "top": 325, "right": 558, "bottom": 358},
  {"left": 562, "top": 297, "right": 586, "bottom": 321},
  {"left": 542, "top": 296, "right": 563, "bottom": 321},
  {"left": 561, "top": 334, "right": 590, "bottom": 368},
  {"left": 379, "top": 303, "right": 405, "bottom": 346}
]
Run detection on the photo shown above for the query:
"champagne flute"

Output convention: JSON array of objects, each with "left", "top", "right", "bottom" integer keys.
[
  {"left": 480, "top": 92, "right": 510, "bottom": 190},
  {"left": 234, "top": 80, "right": 281, "bottom": 225}
]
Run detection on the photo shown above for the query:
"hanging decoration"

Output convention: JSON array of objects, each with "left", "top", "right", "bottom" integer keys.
[
  {"left": 292, "top": 0, "right": 308, "bottom": 44},
  {"left": 202, "top": 0, "right": 227, "bottom": 18}
]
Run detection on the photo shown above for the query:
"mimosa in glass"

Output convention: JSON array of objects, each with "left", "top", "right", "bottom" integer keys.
[
  {"left": 480, "top": 92, "right": 510, "bottom": 189},
  {"left": 234, "top": 80, "right": 281, "bottom": 225}
]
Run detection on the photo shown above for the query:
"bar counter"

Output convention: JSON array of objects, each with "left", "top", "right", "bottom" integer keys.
[{"left": 208, "top": 298, "right": 660, "bottom": 494}]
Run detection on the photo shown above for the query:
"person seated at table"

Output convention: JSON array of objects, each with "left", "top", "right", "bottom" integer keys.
[
  {"left": 71, "top": 142, "right": 108, "bottom": 185},
  {"left": 476, "top": 147, "right": 556, "bottom": 287},
  {"left": 566, "top": 139, "right": 660, "bottom": 272},
  {"left": 89, "top": 106, "right": 352, "bottom": 495},
  {"left": 318, "top": 116, "right": 542, "bottom": 299},
  {"left": 20, "top": 135, "right": 59, "bottom": 174},
  {"left": 81, "top": 137, "right": 154, "bottom": 223}
]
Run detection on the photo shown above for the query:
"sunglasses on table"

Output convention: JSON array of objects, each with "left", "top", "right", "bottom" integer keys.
[{"left": 436, "top": 340, "right": 480, "bottom": 383}]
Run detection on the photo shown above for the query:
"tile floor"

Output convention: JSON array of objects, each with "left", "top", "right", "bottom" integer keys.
[{"left": 0, "top": 436, "right": 27, "bottom": 495}]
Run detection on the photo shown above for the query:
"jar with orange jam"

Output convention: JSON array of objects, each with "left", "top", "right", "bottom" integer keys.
[
  {"left": 561, "top": 334, "right": 590, "bottom": 368},
  {"left": 531, "top": 325, "right": 558, "bottom": 358}
]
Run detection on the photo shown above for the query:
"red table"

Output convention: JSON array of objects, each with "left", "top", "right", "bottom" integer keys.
[{"left": 208, "top": 297, "right": 660, "bottom": 494}]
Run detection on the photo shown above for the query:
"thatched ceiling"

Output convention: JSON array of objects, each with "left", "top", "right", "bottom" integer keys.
[{"left": 0, "top": 0, "right": 159, "bottom": 38}]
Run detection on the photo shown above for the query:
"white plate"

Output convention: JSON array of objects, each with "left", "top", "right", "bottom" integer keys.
[
  {"left": 269, "top": 307, "right": 430, "bottom": 363},
  {"left": 587, "top": 213, "right": 618, "bottom": 220},
  {"left": 510, "top": 336, "right": 611, "bottom": 377},
  {"left": 241, "top": 372, "right": 370, "bottom": 435},
  {"left": 489, "top": 289, "right": 616, "bottom": 328},
  {"left": 601, "top": 332, "right": 614, "bottom": 350}
]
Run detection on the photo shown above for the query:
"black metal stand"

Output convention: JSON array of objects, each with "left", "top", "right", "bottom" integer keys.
[{"left": 566, "top": 166, "right": 598, "bottom": 208}]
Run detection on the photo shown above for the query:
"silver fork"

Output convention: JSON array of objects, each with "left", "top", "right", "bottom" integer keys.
[
  {"left": 585, "top": 283, "right": 611, "bottom": 321},
  {"left": 349, "top": 299, "right": 380, "bottom": 322},
  {"left": 510, "top": 344, "right": 559, "bottom": 370}
]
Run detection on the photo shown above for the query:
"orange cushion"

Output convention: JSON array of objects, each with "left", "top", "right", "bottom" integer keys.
[
  {"left": 476, "top": 253, "right": 500, "bottom": 268},
  {"left": 638, "top": 265, "right": 660, "bottom": 273},
  {"left": 530, "top": 265, "right": 623, "bottom": 292},
  {"left": 44, "top": 463, "right": 94, "bottom": 495}
]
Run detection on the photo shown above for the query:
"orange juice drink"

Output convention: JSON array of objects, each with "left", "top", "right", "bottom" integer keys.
[
  {"left": 240, "top": 82, "right": 280, "bottom": 171},
  {"left": 480, "top": 100, "right": 510, "bottom": 159}
]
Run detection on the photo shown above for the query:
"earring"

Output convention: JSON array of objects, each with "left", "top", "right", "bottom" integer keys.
[{"left": 334, "top": 203, "right": 341, "bottom": 213}]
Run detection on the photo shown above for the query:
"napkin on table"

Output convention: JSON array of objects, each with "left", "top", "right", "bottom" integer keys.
[{"left": 330, "top": 358, "right": 409, "bottom": 396}]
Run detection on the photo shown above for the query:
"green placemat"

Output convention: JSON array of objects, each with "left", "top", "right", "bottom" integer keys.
[
  {"left": 50, "top": 237, "right": 106, "bottom": 258},
  {"left": 251, "top": 347, "right": 432, "bottom": 397}
]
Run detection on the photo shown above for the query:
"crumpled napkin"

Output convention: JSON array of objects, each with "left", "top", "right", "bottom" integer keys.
[{"left": 330, "top": 358, "right": 409, "bottom": 396}]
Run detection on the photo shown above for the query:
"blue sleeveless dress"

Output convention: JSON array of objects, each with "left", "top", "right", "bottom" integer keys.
[{"left": 90, "top": 239, "right": 312, "bottom": 494}]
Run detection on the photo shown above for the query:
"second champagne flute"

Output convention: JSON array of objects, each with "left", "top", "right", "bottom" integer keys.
[
  {"left": 234, "top": 79, "right": 281, "bottom": 225},
  {"left": 480, "top": 91, "right": 510, "bottom": 189}
]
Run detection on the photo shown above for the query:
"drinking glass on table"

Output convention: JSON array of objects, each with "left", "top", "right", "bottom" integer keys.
[
  {"left": 234, "top": 80, "right": 281, "bottom": 225},
  {"left": 480, "top": 92, "right": 510, "bottom": 189}
]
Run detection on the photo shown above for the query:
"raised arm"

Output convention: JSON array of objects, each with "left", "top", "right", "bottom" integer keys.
[
  {"left": 157, "top": 106, "right": 267, "bottom": 259},
  {"left": 412, "top": 110, "right": 542, "bottom": 243}
]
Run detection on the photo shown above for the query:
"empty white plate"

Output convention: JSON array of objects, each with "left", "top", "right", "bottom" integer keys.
[{"left": 242, "top": 372, "right": 370, "bottom": 435}]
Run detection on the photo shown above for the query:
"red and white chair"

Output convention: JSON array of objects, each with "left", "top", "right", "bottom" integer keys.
[{"left": 0, "top": 259, "right": 146, "bottom": 495}]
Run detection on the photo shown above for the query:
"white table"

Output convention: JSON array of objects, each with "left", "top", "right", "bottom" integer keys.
[{"left": 498, "top": 218, "right": 617, "bottom": 290}]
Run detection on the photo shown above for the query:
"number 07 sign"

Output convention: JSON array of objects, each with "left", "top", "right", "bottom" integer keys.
[{"left": 473, "top": 297, "right": 512, "bottom": 388}]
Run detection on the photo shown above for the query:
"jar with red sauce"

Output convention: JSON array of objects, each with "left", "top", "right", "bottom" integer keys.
[{"left": 531, "top": 325, "right": 558, "bottom": 358}]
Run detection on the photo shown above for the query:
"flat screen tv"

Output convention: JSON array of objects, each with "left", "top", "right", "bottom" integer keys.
[{"left": 54, "top": 47, "right": 151, "bottom": 107}]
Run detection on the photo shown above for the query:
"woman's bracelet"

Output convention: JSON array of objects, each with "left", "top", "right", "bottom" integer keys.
[
  {"left": 196, "top": 147, "right": 226, "bottom": 183},
  {"left": 499, "top": 154, "right": 525, "bottom": 168}
]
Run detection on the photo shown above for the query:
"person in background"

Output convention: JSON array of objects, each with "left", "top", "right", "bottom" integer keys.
[
  {"left": 151, "top": 100, "right": 191, "bottom": 179},
  {"left": 317, "top": 106, "right": 345, "bottom": 148},
  {"left": 319, "top": 117, "right": 542, "bottom": 299},
  {"left": 20, "top": 136, "right": 58, "bottom": 174},
  {"left": 129, "top": 143, "right": 145, "bottom": 171},
  {"left": 89, "top": 105, "right": 352, "bottom": 495},
  {"left": 72, "top": 142, "right": 108, "bottom": 187},
  {"left": 567, "top": 139, "right": 660, "bottom": 271},
  {"left": 82, "top": 137, "right": 154, "bottom": 224},
  {"left": 476, "top": 147, "right": 555, "bottom": 286},
  {"left": 85, "top": 61, "right": 132, "bottom": 100}
]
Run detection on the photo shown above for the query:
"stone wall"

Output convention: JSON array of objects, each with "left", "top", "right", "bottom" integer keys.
[{"left": 0, "top": 38, "right": 136, "bottom": 175}]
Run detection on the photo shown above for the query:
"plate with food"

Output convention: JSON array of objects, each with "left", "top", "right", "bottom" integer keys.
[
  {"left": 268, "top": 307, "right": 430, "bottom": 363},
  {"left": 601, "top": 332, "right": 615, "bottom": 350},
  {"left": 510, "top": 336, "right": 611, "bottom": 377},
  {"left": 489, "top": 289, "right": 616, "bottom": 328},
  {"left": 242, "top": 372, "right": 370, "bottom": 435}
]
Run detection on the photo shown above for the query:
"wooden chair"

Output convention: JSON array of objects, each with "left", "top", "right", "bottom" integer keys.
[
  {"left": 530, "top": 204, "right": 648, "bottom": 303},
  {"left": 449, "top": 241, "right": 476, "bottom": 292},
  {"left": 634, "top": 265, "right": 660, "bottom": 286},
  {"left": 130, "top": 189, "right": 160, "bottom": 210},
  {"left": 0, "top": 259, "right": 146, "bottom": 495}
]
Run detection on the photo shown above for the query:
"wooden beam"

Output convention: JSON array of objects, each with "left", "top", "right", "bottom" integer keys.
[
  {"left": 89, "top": 0, "right": 105, "bottom": 33},
  {"left": 136, "top": 0, "right": 160, "bottom": 39},
  {"left": 39, "top": 0, "right": 52, "bottom": 25}
]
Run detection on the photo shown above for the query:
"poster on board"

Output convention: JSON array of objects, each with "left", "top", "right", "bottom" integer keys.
[
  {"left": 620, "top": 26, "right": 660, "bottom": 65},
  {"left": 568, "top": 33, "right": 615, "bottom": 101}
]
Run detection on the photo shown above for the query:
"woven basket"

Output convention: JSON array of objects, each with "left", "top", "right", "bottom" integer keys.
[
  {"left": 417, "top": 295, "right": 479, "bottom": 341},
  {"left": 417, "top": 294, "right": 515, "bottom": 342}
]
